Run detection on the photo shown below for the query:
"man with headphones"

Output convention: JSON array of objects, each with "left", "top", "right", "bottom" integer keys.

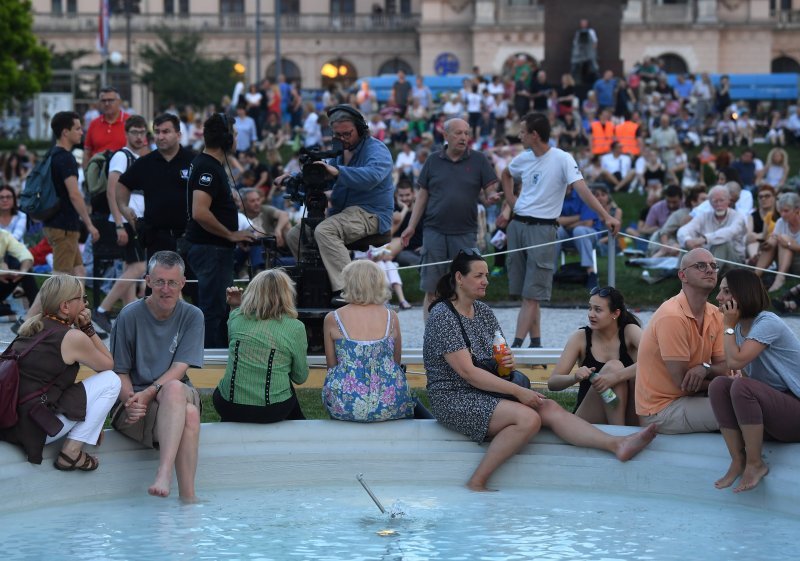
[
  {"left": 185, "top": 113, "right": 256, "bottom": 347},
  {"left": 279, "top": 104, "right": 394, "bottom": 306}
]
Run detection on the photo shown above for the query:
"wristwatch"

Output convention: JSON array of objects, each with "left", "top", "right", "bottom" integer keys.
[
  {"left": 115, "top": 224, "right": 125, "bottom": 230},
  {"left": 724, "top": 328, "right": 735, "bottom": 335},
  {"left": 702, "top": 362, "right": 711, "bottom": 376},
  {"left": 152, "top": 382, "right": 162, "bottom": 394}
]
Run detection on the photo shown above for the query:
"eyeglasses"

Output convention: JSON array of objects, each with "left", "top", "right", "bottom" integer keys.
[
  {"left": 681, "top": 261, "right": 719, "bottom": 273},
  {"left": 457, "top": 248, "right": 482, "bottom": 258},
  {"left": 68, "top": 295, "right": 89, "bottom": 304},
  {"left": 127, "top": 129, "right": 147, "bottom": 136},
  {"left": 332, "top": 129, "right": 356, "bottom": 139},
  {"left": 151, "top": 279, "right": 181, "bottom": 289},
  {"left": 589, "top": 286, "right": 613, "bottom": 297},
  {"left": 100, "top": 98, "right": 119, "bottom": 104}
]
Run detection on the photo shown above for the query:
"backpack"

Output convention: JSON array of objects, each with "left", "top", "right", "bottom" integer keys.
[
  {"left": 85, "top": 148, "right": 135, "bottom": 212},
  {"left": 0, "top": 328, "right": 57, "bottom": 429},
  {"left": 19, "top": 149, "right": 61, "bottom": 222}
]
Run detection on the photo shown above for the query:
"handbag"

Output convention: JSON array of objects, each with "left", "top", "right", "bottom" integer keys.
[
  {"left": 443, "top": 301, "right": 531, "bottom": 401},
  {"left": 27, "top": 401, "right": 64, "bottom": 437},
  {"left": 0, "top": 328, "right": 57, "bottom": 429}
]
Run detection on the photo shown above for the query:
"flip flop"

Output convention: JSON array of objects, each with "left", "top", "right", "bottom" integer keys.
[{"left": 53, "top": 450, "right": 99, "bottom": 472}]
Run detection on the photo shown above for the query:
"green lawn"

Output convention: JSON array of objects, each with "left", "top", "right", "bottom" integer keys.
[{"left": 197, "top": 388, "right": 578, "bottom": 423}]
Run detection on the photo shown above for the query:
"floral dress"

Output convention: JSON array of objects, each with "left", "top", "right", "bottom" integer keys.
[{"left": 322, "top": 309, "right": 414, "bottom": 422}]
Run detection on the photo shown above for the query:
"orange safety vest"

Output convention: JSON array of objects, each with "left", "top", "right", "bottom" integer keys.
[
  {"left": 615, "top": 121, "right": 640, "bottom": 156},
  {"left": 590, "top": 120, "right": 615, "bottom": 155}
]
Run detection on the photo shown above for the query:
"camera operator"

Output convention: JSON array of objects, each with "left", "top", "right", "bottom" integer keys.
[{"left": 278, "top": 105, "right": 394, "bottom": 306}]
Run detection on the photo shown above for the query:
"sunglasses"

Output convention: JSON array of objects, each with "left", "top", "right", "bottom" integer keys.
[
  {"left": 457, "top": 248, "right": 482, "bottom": 258},
  {"left": 681, "top": 261, "right": 719, "bottom": 273},
  {"left": 589, "top": 286, "right": 613, "bottom": 297}
]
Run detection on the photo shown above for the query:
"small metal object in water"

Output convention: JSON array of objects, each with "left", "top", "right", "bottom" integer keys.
[
  {"left": 376, "top": 529, "right": 398, "bottom": 537},
  {"left": 356, "top": 473, "right": 386, "bottom": 514}
]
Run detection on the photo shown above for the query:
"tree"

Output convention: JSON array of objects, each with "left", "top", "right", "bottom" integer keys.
[
  {"left": 139, "top": 28, "right": 239, "bottom": 109},
  {"left": 0, "top": 0, "right": 52, "bottom": 107}
]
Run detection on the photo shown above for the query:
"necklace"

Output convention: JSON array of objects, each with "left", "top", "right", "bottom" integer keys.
[{"left": 45, "top": 314, "right": 71, "bottom": 326}]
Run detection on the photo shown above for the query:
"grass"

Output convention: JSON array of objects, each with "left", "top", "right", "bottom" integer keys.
[{"left": 197, "top": 388, "right": 577, "bottom": 423}]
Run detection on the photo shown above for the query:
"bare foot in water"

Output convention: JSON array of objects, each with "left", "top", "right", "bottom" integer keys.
[
  {"left": 734, "top": 462, "right": 769, "bottom": 493},
  {"left": 714, "top": 460, "right": 744, "bottom": 489},
  {"left": 148, "top": 472, "right": 171, "bottom": 498},
  {"left": 466, "top": 480, "right": 498, "bottom": 492},
  {"left": 615, "top": 424, "right": 658, "bottom": 462}
]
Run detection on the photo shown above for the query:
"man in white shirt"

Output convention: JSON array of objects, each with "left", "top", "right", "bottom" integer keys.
[
  {"left": 394, "top": 143, "right": 416, "bottom": 182},
  {"left": 599, "top": 142, "right": 635, "bottom": 192},
  {"left": 678, "top": 184, "right": 747, "bottom": 267}
]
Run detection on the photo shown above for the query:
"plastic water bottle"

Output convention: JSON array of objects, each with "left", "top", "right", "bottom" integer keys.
[
  {"left": 492, "top": 330, "right": 511, "bottom": 377},
  {"left": 589, "top": 371, "right": 619, "bottom": 408}
]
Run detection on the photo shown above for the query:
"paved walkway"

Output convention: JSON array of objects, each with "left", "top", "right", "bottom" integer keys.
[{"left": 11, "top": 304, "right": 800, "bottom": 390}]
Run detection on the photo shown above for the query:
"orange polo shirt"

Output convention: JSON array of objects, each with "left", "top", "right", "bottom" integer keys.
[
  {"left": 635, "top": 291, "right": 724, "bottom": 416},
  {"left": 84, "top": 111, "right": 129, "bottom": 159}
]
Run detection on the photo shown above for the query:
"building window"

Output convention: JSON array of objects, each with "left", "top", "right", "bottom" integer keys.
[
  {"left": 221, "top": 0, "right": 244, "bottom": 13},
  {"left": 378, "top": 58, "right": 413, "bottom": 76},
  {"left": 320, "top": 58, "right": 357, "bottom": 89},
  {"left": 179, "top": 0, "right": 189, "bottom": 14},
  {"left": 266, "top": 58, "right": 302, "bottom": 84},
  {"left": 772, "top": 56, "right": 800, "bottom": 74},
  {"left": 508, "top": 0, "right": 536, "bottom": 5},
  {"left": 280, "top": 0, "right": 299, "bottom": 13},
  {"left": 331, "top": 0, "right": 355, "bottom": 14},
  {"left": 659, "top": 53, "right": 688, "bottom": 74},
  {"left": 66, "top": 0, "right": 77, "bottom": 13},
  {"left": 385, "top": 0, "right": 411, "bottom": 14},
  {"left": 165, "top": 0, "right": 174, "bottom": 14},
  {"left": 52, "top": 0, "right": 62, "bottom": 14}
]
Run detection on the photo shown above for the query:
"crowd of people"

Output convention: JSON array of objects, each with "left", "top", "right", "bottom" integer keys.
[{"left": 2, "top": 57, "right": 800, "bottom": 498}]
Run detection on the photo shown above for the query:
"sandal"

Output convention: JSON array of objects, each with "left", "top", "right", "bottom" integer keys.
[
  {"left": 399, "top": 300, "right": 413, "bottom": 310},
  {"left": 53, "top": 450, "right": 99, "bottom": 472}
]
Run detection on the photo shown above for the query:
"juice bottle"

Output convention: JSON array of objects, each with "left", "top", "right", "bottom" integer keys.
[
  {"left": 492, "top": 330, "right": 511, "bottom": 377},
  {"left": 588, "top": 371, "right": 619, "bottom": 408}
]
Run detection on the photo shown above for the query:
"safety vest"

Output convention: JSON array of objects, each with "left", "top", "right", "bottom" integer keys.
[
  {"left": 590, "top": 120, "right": 615, "bottom": 155},
  {"left": 615, "top": 121, "right": 640, "bottom": 156}
]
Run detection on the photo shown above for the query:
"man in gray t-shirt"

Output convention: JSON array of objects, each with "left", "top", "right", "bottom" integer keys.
[
  {"left": 401, "top": 118, "right": 499, "bottom": 317},
  {"left": 110, "top": 251, "right": 205, "bottom": 501}
]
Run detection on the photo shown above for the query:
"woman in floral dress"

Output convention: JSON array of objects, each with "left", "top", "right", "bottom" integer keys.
[{"left": 322, "top": 260, "right": 414, "bottom": 422}]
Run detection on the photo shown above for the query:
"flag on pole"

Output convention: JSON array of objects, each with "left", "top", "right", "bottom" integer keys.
[{"left": 97, "top": 0, "right": 110, "bottom": 55}]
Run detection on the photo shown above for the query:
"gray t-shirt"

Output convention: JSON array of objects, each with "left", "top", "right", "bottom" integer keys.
[
  {"left": 110, "top": 298, "right": 205, "bottom": 391},
  {"left": 417, "top": 148, "right": 498, "bottom": 235},
  {"left": 737, "top": 311, "right": 800, "bottom": 397}
]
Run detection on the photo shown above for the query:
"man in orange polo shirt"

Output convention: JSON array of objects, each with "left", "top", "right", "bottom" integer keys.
[
  {"left": 635, "top": 248, "right": 727, "bottom": 434},
  {"left": 83, "top": 86, "right": 129, "bottom": 165}
]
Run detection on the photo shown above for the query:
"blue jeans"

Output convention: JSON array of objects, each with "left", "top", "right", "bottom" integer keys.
[{"left": 187, "top": 244, "right": 234, "bottom": 349}]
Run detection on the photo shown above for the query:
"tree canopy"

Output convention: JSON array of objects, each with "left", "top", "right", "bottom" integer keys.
[
  {"left": 0, "top": 0, "right": 52, "bottom": 107},
  {"left": 139, "top": 28, "right": 240, "bottom": 109}
]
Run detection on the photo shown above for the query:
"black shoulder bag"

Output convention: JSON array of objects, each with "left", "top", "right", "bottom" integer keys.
[{"left": 443, "top": 301, "right": 531, "bottom": 400}]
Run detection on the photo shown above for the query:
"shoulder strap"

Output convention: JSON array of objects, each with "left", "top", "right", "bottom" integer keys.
[
  {"left": 332, "top": 310, "right": 349, "bottom": 339},
  {"left": 14, "top": 328, "right": 60, "bottom": 405},
  {"left": 383, "top": 308, "right": 392, "bottom": 338},
  {"left": 582, "top": 326, "right": 592, "bottom": 351},
  {"left": 15, "top": 327, "right": 57, "bottom": 360},
  {"left": 444, "top": 300, "right": 472, "bottom": 353}
]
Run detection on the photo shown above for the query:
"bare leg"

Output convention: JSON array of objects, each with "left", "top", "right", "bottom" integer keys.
[
  {"left": 467, "top": 401, "right": 541, "bottom": 492},
  {"left": 768, "top": 247, "right": 792, "bottom": 292},
  {"left": 99, "top": 262, "right": 146, "bottom": 311},
  {"left": 175, "top": 403, "right": 201, "bottom": 502},
  {"left": 734, "top": 424, "right": 769, "bottom": 493},
  {"left": 754, "top": 246, "right": 776, "bottom": 277},
  {"left": 149, "top": 382, "right": 192, "bottom": 498},
  {"left": 715, "top": 427, "right": 745, "bottom": 489},
  {"left": 515, "top": 298, "right": 540, "bottom": 341},
  {"left": 576, "top": 360, "right": 628, "bottom": 426},
  {"left": 537, "top": 400, "right": 657, "bottom": 461}
]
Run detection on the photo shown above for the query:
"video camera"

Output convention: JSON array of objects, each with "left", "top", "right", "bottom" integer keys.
[{"left": 283, "top": 144, "right": 344, "bottom": 206}]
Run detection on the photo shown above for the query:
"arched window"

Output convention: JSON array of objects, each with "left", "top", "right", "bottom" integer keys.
[
  {"left": 771, "top": 56, "right": 800, "bottom": 74},
  {"left": 266, "top": 58, "right": 302, "bottom": 84},
  {"left": 377, "top": 58, "right": 413, "bottom": 76},
  {"left": 320, "top": 58, "right": 357, "bottom": 89},
  {"left": 659, "top": 53, "right": 688, "bottom": 74}
]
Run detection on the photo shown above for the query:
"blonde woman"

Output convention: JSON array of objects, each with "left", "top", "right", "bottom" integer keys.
[
  {"left": 0, "top": 275, "right": 119, "bottom": 469},
  {"left": 756, "top": 148, "right": 790, "bottom": 190},
  {"left": 214, "top": 269, "right": 309, "bottom": 422},
  {"left": 322, "top": 260, "right": 414, "bottom": 422}
]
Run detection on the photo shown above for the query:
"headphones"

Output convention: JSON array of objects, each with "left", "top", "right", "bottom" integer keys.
[
  {"left": 327, "top": 104, "right": 369, "bottom": 137},
  {"left": 217, "top": 112, "right": 235, "bottom": 152}
]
